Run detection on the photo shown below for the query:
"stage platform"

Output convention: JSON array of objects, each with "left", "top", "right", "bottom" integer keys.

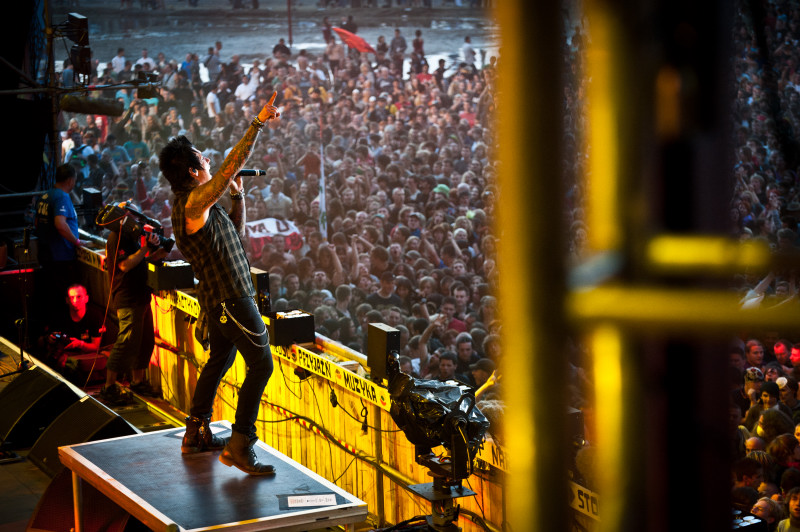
[{"left": 58, "top": 421, "right": 368, "bottom": 532}]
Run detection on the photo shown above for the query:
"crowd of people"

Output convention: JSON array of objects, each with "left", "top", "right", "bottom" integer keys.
[
  {"left": 54, "top": 8, "right": 570, "bottom": 443},
  {"left": 117, "top": 1, "right": 493, "bottom": 9},
  {"left": 726, "top": 1, "right": 800, "bottom": 530},
  {"left": 47, "top": 0, "right": 800, "bottom": 525}
]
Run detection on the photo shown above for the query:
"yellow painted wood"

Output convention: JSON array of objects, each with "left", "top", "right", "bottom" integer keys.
[{"left": 75, "top": 257, "right": 504, "bottom": 530}]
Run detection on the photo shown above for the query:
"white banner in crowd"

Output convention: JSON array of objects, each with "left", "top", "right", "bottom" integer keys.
[{"left": 246, "top": 217, "right": 303, "bottom": 257}]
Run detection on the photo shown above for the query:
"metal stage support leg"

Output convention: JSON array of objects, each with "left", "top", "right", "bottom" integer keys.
[{"left": 72, "top": 470, "right": 84, "bottom": 532}]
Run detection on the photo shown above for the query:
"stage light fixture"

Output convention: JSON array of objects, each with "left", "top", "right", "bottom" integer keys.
[
  {"left": 69, "top": 45, "right": 92, "bottom": 80},
  {"left": 65, "top": 13, "right": 89, "bottom": 46},
  {"left": 61, "top": 13, "right": 91, "bottom": 85}
]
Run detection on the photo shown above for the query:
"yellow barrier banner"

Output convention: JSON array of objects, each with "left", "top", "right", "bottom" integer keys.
[
  {"left": 167, "top": 290, "right": 201, "bottom": 318},
  {"left": 273, "top": 344, "right": 391, "bottom": 412},
  {"left": 569, "top": 480, "right": 599, "bottom": 521},
  {"left": 77, "top": 246, "right": 104, "bottom": 270},
  {"left": 476, "top": 438, "right": 507, "bottom": 472}
]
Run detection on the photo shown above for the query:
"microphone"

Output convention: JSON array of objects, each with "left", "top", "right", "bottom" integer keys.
[{"left": 237, "top": 169, "right": 266, "bottom": 177}]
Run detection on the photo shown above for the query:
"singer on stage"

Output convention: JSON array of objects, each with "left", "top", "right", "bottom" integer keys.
[{"left": 159, "top": 92, "right": 280, "bottom": 476}]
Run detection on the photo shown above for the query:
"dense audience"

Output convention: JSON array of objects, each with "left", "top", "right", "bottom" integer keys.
[
  {"left": 54, "top": 3, "right": 594, "bottom": 490},
  {"left": 726, "top": 1, "right": 800, "bottom": 529},
  {"left": 55, "top": 9, "right": 573, "bottom": 424},
  {"left": 57, "top": 0, "right": 800, "bottom": 527}
]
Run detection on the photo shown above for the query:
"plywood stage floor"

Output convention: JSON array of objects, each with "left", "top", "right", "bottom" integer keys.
[{"left": 58, "top": 421, "right": 367, "bottom": 532}]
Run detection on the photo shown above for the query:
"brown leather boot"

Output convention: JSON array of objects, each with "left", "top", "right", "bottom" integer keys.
[
  {"left": 181, "top": 416, "right": 229, "bottom": 454},
  {"left": 218, "top": 431, "right": 275, "bottom": 475}
]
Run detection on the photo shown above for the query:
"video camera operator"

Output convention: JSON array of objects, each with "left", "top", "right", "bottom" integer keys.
[{"left": 100, "top": 217, "right": 168, "bottom": 405}]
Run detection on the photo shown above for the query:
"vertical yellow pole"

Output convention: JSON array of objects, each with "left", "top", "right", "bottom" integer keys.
[
  {"left": 591, "top": 325, "right": 626, "bottom": 532},
  {"left": 582, "top": 4, "right": 631, "bottom": 531},
  {"left": 496, "top": 1, "right": 568, "bottom": 530},
  {"left": 584, "top": 4, "right": 623, "bottom": 254}
]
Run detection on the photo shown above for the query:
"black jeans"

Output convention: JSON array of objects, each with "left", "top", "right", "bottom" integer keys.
[{"left": 190, "top": 297, "right": 272, "bottom": 438}]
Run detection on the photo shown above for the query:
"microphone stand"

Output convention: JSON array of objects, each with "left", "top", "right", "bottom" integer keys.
[{"left": 1, "top": 227, "right": 33, "bottom": 378}]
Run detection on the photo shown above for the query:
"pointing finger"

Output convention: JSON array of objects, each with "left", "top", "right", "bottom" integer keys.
[{"left": 268, "top": 91, "right": 277, "bottom": 106}]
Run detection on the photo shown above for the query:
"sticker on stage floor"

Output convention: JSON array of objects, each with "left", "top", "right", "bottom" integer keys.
[{"left": 279, "top": 492, "right": 338, "bottom": 509}]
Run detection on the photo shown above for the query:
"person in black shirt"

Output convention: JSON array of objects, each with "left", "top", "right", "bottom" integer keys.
[
  {"left": 434, "top": 58, "right": 447, "bottom": 91},
  {"left": 43, "top": 284, "right": 104, "bottom": 371},
  {"left": 366, "top": 271, "right": 403, "bottom": 310},
  {"left": 272, "top": 38, "right": 291, "bottom": 61},
  {"left": 341, "top": 15, "right": 357, "bottom": 35},
  {"left": 101, "top": 227, "right": 167, "bottom": 405}
]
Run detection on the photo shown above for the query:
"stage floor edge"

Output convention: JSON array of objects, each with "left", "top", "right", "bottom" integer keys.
[{"left": 58, "top": 421, "right": 368, "bottom": 532}]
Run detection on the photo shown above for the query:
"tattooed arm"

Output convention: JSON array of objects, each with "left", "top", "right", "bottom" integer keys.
[
  {"left": 228, "top": 175, "right": 246, "bottom": 239},
  {"left": 184, "top": 92, "right": 279, "bottom": 233}
]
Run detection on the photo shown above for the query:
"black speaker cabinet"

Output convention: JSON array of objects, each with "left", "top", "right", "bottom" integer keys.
[
  {"left": 367, "top": 323, "right": 400, "bottom": 383},
  {"left": 28, "top": 395, "right": 140, "bottom": 477},
  {"left": 0, "top": 366, "right": 79, "bottom": 449},
  {"left": 265, "top": 310, "right": 315, "bottom": 346},
  {"left": 566, "top": 406, "right": 585, "bottom": 443},
  {"left": 146, "top": 261, "right": 194, "bottom": 291},
  {"left": 251, "top": 267, "right": 271, "bottom": 315}
]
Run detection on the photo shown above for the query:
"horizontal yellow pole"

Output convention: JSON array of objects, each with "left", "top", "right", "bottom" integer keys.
[
  {"left": 569, "top": 285, "right": 800, "bottom": 331},
  {"left": 645, "top": 235, "right": 771, "bottom": 274}
]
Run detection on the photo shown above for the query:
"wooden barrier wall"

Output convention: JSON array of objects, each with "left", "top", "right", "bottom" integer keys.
[{"left": 77, "top": 245, "right": 506, "bottom": 531}]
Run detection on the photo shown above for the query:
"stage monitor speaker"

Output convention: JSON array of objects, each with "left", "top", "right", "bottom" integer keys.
[
  {"left": 567, "top": 406, "right": 584, "bottom": 444},
  {"left": 29, "top": 395, "right": 140, "bottom": 477},
  {"left": 146, "top": 260, "right": 194, "bottom": 291},
  {"left": 0, "top": 366, "right": 79, "bottom": 449},
  {"left": 251, "top": 267, "right": 271, "bottom": 315},
  {"left": 27, "top": 468, "right": 143, "bottom": 532},
  {"left": 367, "top": 323, "right": 400, "bottom": 383}
]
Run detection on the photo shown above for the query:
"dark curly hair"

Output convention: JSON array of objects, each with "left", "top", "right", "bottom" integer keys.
[
  {"left": 159, "top": 135, "right": 202, "bottom": 194},
  {"left": 759, "top": 409, "right": 795, "bottom": 444},
  {"left": 767, "top": 433, "right": 799, "bottom": 466}
]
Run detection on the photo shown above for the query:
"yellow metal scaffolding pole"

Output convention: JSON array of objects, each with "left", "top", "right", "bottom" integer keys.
[{"left": 497, "top": 1, "right": 569, "bottom": 531}]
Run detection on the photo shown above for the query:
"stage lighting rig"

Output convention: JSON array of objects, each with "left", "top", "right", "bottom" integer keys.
[
  {"left": 64, "top": 13, "right": 89, "bottom": 47},
  {"left": 58, "top": 13, "right": 92, "bottom": 85}
]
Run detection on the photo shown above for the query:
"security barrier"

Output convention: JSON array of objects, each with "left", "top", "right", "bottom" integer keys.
[{"left": 77, "top": 246, "right": 505, "bottom": 531}]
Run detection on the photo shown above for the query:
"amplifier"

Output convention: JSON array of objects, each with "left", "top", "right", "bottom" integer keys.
[
  {"left": 146, "top": 260, "right": 194, "bottom": 291},
  {"left": 82, "top": 187, "right": 103, "bottom": 208},
  {"left": 567, "top": 406, "right": 584, "bottom": 444},
  {"left": 250, "top": 267, "right": 271, "bottom": 315},
  {"left": 367, "top": 323, "right": 400, "bottom": 382},
  {"left": 11, "top": 233, "right": 37, "bottom": 264},
  {"left": 266, "top": 310, "right": 315, "bottom": 347}
]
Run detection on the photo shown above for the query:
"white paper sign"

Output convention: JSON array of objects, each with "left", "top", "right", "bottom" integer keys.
[{"left": 287, "top": 494, "right": 337, "bottom": 507}]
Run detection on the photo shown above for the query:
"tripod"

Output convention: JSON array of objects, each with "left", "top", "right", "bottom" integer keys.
[{"left": 405, "top": 454, "right": 477, "bottom": 532}]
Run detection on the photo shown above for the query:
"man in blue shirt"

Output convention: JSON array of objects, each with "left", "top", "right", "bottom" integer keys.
[
  {"left": 101, "top": 134, "right": 131, "bottom": 166},
  {"left": 35, "top": 164, "right": 84, "bottom": 314}
]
